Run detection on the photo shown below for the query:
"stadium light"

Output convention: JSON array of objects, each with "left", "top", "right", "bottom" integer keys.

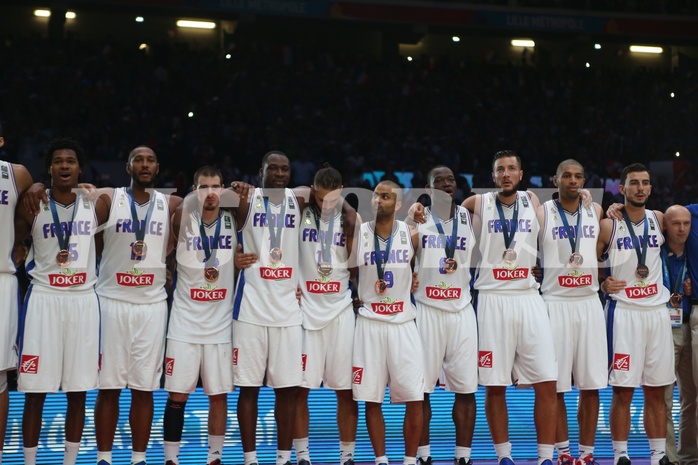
[
  {"left": 135, "top": 16, "right": 144, "bottom": 23},
  {"left": 629, "top": 45, "right": 663, "bottom": 54},
  {"left": 511, "top": 39, "right": 535, "bottom": 47},
  {"left": 594, "top": 43, "right": 601, "bottom": 50},
  {"left": 176, "top": 20, "right": 216, "bottom": 29},
  {"left": 452, "top": 36, "right": 460, "bottom": 42},
  {"left": 34, "top": 9, "right": 76, "bottom": 18}
]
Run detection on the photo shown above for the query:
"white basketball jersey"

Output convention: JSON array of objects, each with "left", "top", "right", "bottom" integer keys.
[
  {"left": 540, "top": 200, "right": 600, "bottom": 298},
  {"left": 413, "top": 205, "right": 475, "bottom": 312},
  {"left": 0, "top": 162, "right": 18, "bottom": 274},
  {"left": 26, "top": 192, "right": 98, "bottom": 292},
  {"left": 233, "top": 188, "right": 302, "bottom": 327},
  {"left": 168, "top": 210, "right": 236, "bottom": 344},
  {"left": 603, "top": 211, "right": 670, "bottom": 307},
  {"left": 298, "top": 206, "right": 351, "bottom": 330},
  {"left": 356, "top": 220, "right": 416, "bottom": 324},
  {"left": 96, "top": 187, "right": 170, "bottom": 303},
  {"left": 474, "top": 191, "right": 539, "bottom": 291}
]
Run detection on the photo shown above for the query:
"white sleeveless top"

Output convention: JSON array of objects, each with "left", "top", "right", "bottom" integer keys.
[
  {"left": 0, "top": 161, "right": 19, "bottom": 274},
  {"left": 413, "top": 205, "right": 475, "bottom": 312},
  {"left": 26, "top": 192, "right": 98, "bottom": 292},
  {"left": 96, "top": 187, "right": 170, "bottom": 303},
  {"left": 168, "top": 210, "right": 236, "bottom": 343},
  {"left": 474, "top": 191, "right": 539, "bottom": 291},
  {"left": 298, "top": 206, "right": 352, "bottom": 330},
  {"left": 233, "top": 188, "right": 302, "bottom": 327},
  {"left": 356, "top": 220, "right": 416, "bottom": 324},
  {"left": 540, "top": 200, "right": 600, "bottom": 298},
  {"left": 603, "top": 211, "right": 670, "bottom": 307}
]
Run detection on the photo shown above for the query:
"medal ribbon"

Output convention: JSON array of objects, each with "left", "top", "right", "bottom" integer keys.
[
  {"left": 554, "top": 200, "right": 583, "bottom": 257},
  {"left": 661, "top": 248, "right": 687, "bottom": 296},
  {"left": 430, "top": 206, "right": 458, "bottom": 260},
  {"left": 494, "top": 194, "right": 519, "bottom": 251},
  {"left": 199, "top": 212, "right": 222, "bottom": 267},
  {"left": 127, "top": 188, "right": 156, "bottom": 243},
  {"left": 373, "top": 223, "right": 394, "bottom": 284},
  {"left": 48, "top": 189, "right": 81, "bottom": 253},
  {"left": 312, "top": 207, "right": 335, "bottom": 265},
  {"left": 621, "top": 210, "right": 649, "bottom": 271},
  {"left": 263, "top": 194, "right": 287, "bottom": 253}
]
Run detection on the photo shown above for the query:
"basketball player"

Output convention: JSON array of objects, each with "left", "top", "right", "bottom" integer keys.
[
  {"left": 597, "top": 163, "right": 672, "bottom": 465},
  {"left": 14, "top": 137, "right": 109, "bottom": 465},
  {"left": 93, "top": 146, "right": 181, "bottom": 465},
  {"left": 411, "top": 166, "right": 477, "bottom": 465},
  {"left": 0, "top": 124, "right": 34, "bottom": 465},
  {"left": 537, "top": 160, "right": 606, "bottom": 465},
  {"left": 461, "top": 150, "right": 557, "bottom": 465},
  {"left": 352, "top": 180, "right": 424, "bottom": 465},
  {"left": 293, "top": 165, "right": 359, "bottom": 465},
  {"left": 162, "top": 166, "right": 236, "bottom": 465}
]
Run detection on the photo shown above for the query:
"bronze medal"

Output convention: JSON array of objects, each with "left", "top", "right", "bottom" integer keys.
[
  {"left": 204, "top": 267, "right": 219, "bottom": 283},
  {"left": 317, "top": 262, "right": 333, "bottom": 277},
  {"left": 56, "top": 249, "right": 71, "bottom": 267},
  {"left": 269, "top": 247, "right": 283, "bottom": 263},
  {"left": 443, "top": 258, "right": 458, "bottom": 274},
  {"left": 502, "top": 248, "right": 517, "bottom": 264},
  {"left": 132, "top": 240, "right": 147, "bottom": 258},
  {"left": 670, "top": 292, "right": 683, "bottom": 308},
  {"left": 635, "top": 264, "right": 649, "bottom": 279},
  {"left": 569, "top": 252, "right": 584, "bottom": 268},
  {"left": 375, "top": 279, "right": 388, "bottom": 295}
]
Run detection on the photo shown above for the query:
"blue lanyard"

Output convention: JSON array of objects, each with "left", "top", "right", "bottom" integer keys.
[
  {"left": 312, "top": 207, "right": 335, "bottom": 264},
  {"left": 127, "top": 188, "right": 156, "bottom": 242},
  {"left": 199, "top": 212, "right": 222, "bottom": 266},
  {"left": 263, "top": 193, "right": 287, "bottom": 250},
  {"left": 621, "top": 210, "right": 649, "bottom": 268},
  {"left": 430, "top": 205, "right": 458, "bottom": 259},
  {"left": 48, "top": 190, "right": 80, "bottom": 251},
  {"left": 494, "top": 194, "right": 519, "bottom": 250},
  {"left": 661, "top": 248, "right": 687, "bottom": 295},
  {"left": 373, "top": 223, "right": 394, "bottom": 281},
  {"left": 554, "top": 200, "right": 582, "bottom": 255}
]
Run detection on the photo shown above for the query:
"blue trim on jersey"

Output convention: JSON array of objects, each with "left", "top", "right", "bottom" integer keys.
[
  {"left": 17, "top": 284, "right": 33, "bottom": 358},
  {"left": 25, "top": 259, "right": 35, "bottom": 280},
  {"left": 97, "top": 293, "right": 103, "bottom": 370},
  {"left": 605, "top": 299, "right": 617, "bottom": 372},
  {"left": 472, "top": 289, "right": 479, "bottom": 315},
  {"left": 233, "top": 229, "right": 245, "bottom": 320}
]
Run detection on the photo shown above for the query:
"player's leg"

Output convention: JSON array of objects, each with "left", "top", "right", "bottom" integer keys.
[
  {"left": 64, "top": 390, "right": 87, "bottom": 465},
  {"left": 644, "top": 385, "right": 670, "bottom": 465},
  {"left": 207, "top": 393, "right": 228, "bottom": 465},
  {"left": 294, "top": 387, "right": 311, "bottom": 464},
  {"left": 95, "top": 388, "right": 121, "bottom": 464},
  {"left": 336, "top": 389, "right": 358, "bottom": 465},
  {"left": 366, "top": 402, "right": 387, "bottom": 460},
  {"left": 130, "top": 389, "right": 154, "bottom": 461},
  {"left": 453, "top": 392, "right": 476, "bottom": 464}
]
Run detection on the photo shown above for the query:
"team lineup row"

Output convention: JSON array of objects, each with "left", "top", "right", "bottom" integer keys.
[{"left": 0, "top": 137, "right": 696, "bottom": 465}]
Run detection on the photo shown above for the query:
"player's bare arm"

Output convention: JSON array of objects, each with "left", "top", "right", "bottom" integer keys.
[{"left": 597, "top": 217, "right": 626, "bottom": 294}]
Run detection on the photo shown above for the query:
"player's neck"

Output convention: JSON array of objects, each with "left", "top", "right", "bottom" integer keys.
[
  {"left": 129, "top": 183, "right": 153, "bottom": 203},
  {"left": 496, "top": 191, "right": 517, "bottom": 204},
  {"left": 50, "top": 185, "right": 77, "bottom": 204},
  {"left": 262, "top": 187, "right": 285, "bottom": 204},
  {"left": 623, "top": 203, "right": 646, "bottom": 223},
  {"left": 558, "top": 195, "right": 580, "bottom": 212},
  {"left": 431, "top": 200, "right": 455, "bottom": 219},
  {"left": 374, "top": 216, "right": 395, "bottom": 238},
  {"left": 201, "top": 208, "right": 220, "bottom": 223}
]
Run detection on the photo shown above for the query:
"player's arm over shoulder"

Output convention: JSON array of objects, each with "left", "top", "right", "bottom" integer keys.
[
  {"left": 461, "top": 194, "right": 478, "bottom": 214},
  {"left": 12, "top": 163, "right": 33, "bottom": 196},
  {"left": 597, "top": 217, "right": 614, "bottom": 260},
  {"left": 526, "top": 190, "right": 541, "bottom": 209}
]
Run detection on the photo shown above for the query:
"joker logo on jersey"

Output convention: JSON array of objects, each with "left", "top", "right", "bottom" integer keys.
[
  {"left": 624, "top": 282, "right": 658, "bottom": 299},
  {"left": 425, "top": 282, "right": 462, "bottom": 300},
  {"left": 493, "top": 267, "right": 529, "bottom": 281},
  {"left": 306, "top": 275, "right": 340, "bottom": 294},
  {"left": 558, "top": 269, "right": 592, "bottom": 288},
  {"left": 116, "top": 267, "right": 155, "bottom": 287},
  {"left": 49, "top": 268, "right": 87, "bottom": 287},
  {"left": 370, "top": 297, "right": 404, "bottom": 315},
  {"left": 260, "top": 266, "right": 293, "bottom": 280},
  {"left": 190, "top": 283, "right": 227, "bottom": 301}
]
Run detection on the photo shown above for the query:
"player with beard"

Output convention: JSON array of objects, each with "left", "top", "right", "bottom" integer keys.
[
  {"left": 597, "top": 163, "right": 672, "bottom": 465},
  {"left": 352, "top": 180, "right": 424, "bottom": 465},
  {"left": 14, "top": 137, "right": 109, "bottom": 465},
  {"left": 163, "top": 166, "right": 237, "bottom": 465},
  {"left": 0, "top": 123, "right": 34, "bottom": 465},
  {"left": 536, "top": 160, "right": 606, "bottom": 465},
  {"left": 411, "top": 166, "right": 477, "bottom": 465},
  {"left": 461, "top": 150, "right": 557, "bottom": 465}
]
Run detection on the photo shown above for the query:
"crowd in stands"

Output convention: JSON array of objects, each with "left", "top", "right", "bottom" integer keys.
[{"left": 0, "top": 32, "right": 697, "bottom": 213}]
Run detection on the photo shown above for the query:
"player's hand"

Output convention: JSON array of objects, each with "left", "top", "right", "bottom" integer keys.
[
  {"left": 296, "top": 285, "right": 302, "bottom": 306},
  {"left": 233, "top": 244, "right": 258, "bottom": 269},
  {"left": 408, "top": 202, "right": 426, "bottom": 224},
  {"left": 606, "top": 203, "right": 624, "bottom": 220},
  {"left": 580, "top": 189, "right": 593, "bottom": 208},
  {"left": 12, "top": 242, "right": 28, "bottom": 267},
  {"left": 230, "top": 181, "right": 253, "bottom": 203},
  {"left": 684, "top": 277, "right": 692, "bottom": 297},
  {"left": 411, "top": 271, "right": 419, "bottom": 293},
  {"left": 22, "top": 182, "right": 48, "bottom": 216},
  {"left": 531, "top": 264, "right": 542, "bottom": 283},
  {"left": 601, "top": 276, "right": 626, "bottom": 294},
  {"left": 352, "top": 295, "right": 363, "bottom": 312},
  {"left": 77, "top": 183, "right": 99, "bottom": 202}
]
